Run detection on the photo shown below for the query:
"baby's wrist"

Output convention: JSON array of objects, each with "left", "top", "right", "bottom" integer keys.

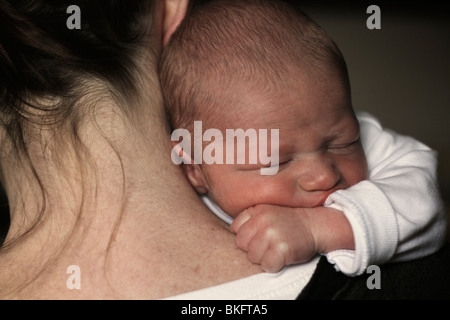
[{"left": 304, "top": 206, "right": 355, "bottom": 254}]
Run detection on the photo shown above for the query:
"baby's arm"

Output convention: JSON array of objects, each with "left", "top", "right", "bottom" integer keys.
[
  {"left": 324, "top": 112, "right": 447, "bottom": 275},
  {"left": 231, "top": 205, "right": 354, "bottom": 273}
]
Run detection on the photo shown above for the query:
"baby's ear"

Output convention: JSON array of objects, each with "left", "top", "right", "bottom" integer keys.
[
  {"left": 183, "top": 164, "right": 209, "bottom": 194},
  {"left": 170, "top": 140, "right": 208, "bottom": 194},
  {"left": 163, "top": 0, "right": 189, "bottom": 46}
]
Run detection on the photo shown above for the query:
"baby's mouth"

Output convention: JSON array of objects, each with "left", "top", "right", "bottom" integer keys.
[{"left": 304, "top": 187, "right": 343, "bottom": 208}]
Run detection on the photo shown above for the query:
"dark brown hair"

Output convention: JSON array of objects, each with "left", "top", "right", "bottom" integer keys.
[{"left": 0, "top": 0, "right": 155, "bottom": 137}]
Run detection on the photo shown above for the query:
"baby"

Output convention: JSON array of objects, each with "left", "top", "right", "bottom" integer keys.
[{"left": 160, "top": 0, "right": 447, "bottom": 274}]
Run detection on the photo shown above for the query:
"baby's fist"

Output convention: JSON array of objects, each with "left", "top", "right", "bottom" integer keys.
[{"left": 231, "top": 205, "right": 316, "bottom": 273}]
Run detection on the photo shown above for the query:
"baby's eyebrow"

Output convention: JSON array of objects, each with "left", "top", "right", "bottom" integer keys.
[{"left": 326, "top": 116, "right": 360, "bottom": 138}]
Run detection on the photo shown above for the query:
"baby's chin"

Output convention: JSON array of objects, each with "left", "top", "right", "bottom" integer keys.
[{"left": 220, "top": 205, "right": 242, "bottom": 218}]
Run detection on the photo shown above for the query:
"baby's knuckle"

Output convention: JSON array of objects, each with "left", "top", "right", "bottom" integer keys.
[
  {"left": 262, "top": 226, "right": 280, "bottom": 240},
  {"left": 275, "top": 241, "right": 290, "bottom": 256}
]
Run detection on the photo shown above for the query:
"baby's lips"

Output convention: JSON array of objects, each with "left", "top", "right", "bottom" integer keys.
[
  {"left": 318, "top": 187, "right": 344, "bottom": 206},
  {"left": 305, "top": 188, "right": 342, "bottom": 208}
]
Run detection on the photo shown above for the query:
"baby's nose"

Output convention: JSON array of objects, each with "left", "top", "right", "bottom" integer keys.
[{"left": 296, "top": 157, "right": 340, "bottom": 192}]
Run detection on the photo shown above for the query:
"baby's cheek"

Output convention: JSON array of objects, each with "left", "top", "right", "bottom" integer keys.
[
  {"left": 212, "top": 188, "right": 253, "bottom": 217},
  {"left": 215, "top": 176, "right": 290, "bottom": 216},
  {"left": 344, "top": 159, "right": 368, "bottom": 187},
  {"left": 353, "top": 147, "right": 369, "bottom": 181},
  {"left": 254, "top": 178, "right": 292, "bottom": 207}
]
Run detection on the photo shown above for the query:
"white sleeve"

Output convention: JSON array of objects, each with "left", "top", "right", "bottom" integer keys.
[{"left": 324, "top": 112, "right": 447, "bottom": 276}]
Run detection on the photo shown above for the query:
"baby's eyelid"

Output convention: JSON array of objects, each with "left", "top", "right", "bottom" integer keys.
[
  {"left": 266, "top": 158, "right": 290, "bottom": 168},
  {"left": 278, "top": 159, "right": 290, "bottom": 166},
  {"left": 327, "top": 136, "right": 360, "bottom": 149}
]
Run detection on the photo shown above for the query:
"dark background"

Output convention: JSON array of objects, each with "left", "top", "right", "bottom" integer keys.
[{"left": 1, "top": 1, "right": 449, "bottom": 245}]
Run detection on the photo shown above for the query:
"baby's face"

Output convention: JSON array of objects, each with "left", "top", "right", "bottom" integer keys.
[{"left": 192, "top": 71, "right": 368, "bottom": 217}]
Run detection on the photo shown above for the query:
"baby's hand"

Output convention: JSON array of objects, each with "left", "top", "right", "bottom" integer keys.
[
  {"left": 230, "top": 205, "right": 355, "bottom": 273},
  {"left": 230, "top": 205, "right": 317, "bottom": 273}
]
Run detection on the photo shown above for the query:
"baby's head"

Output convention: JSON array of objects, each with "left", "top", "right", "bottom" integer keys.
[{"left": 160, "top": 0, "right": 368, "bottom": 217}]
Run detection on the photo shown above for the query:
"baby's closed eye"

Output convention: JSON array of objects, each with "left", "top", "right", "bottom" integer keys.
[{"left": 326, "top": 137, "right": 361, "bottom": 154}]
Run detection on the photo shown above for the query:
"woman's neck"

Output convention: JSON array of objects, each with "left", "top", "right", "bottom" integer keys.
[{"left": 0, "top": 98, "right": 261, "bottom": 299}]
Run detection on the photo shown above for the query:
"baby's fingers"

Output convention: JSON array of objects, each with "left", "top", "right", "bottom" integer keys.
[
  {"left": 246, "top": 229, "right": 288, "bottom": 273},
  {"left": 247, "top": 231, "right": 270, "bottom": 265},
  {"left": 234, "top": 217, "right": 257, "bottom": 251},
  {"left": 230, "top": 209, "right": 252, "bottom": 234},
  {"left": 261, "top": 244, "right": 288, "bottom": 273}
]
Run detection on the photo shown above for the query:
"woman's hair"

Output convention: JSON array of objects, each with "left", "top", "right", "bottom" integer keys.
[
  {"left": 160, "top": 0, "right": 349, "bottom": 131},
  {"left": 0, "top": 0, "right": 157, "bottom": 247},
  {"left": 0, "top": 0, "right": 155, "bottom": 143}
]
